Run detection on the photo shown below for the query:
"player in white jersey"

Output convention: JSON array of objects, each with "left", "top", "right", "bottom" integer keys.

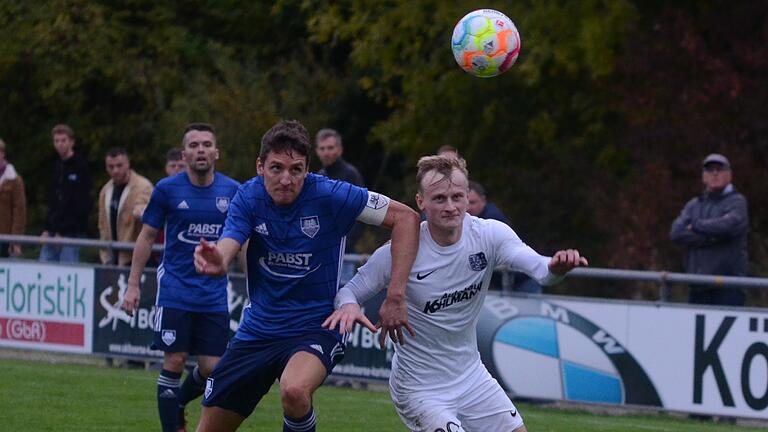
[{"left": 324, "top": 155, "right": 588, "bottom": 432}]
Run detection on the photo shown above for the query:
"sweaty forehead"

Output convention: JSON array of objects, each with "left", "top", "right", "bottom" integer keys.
[{"left": 420, "top": 169, "right": 468, "bottom": 194}]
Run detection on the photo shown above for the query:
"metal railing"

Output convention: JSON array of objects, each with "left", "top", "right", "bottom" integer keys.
[{"left": 2, "top": 233, "right": 767, "bottom": 301}]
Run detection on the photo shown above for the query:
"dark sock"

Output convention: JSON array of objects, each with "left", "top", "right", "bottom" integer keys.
[
  {"left": 157, "top": 369, "right": 182, "bottom": 432},
  {"left": 177, "top": 365, "right": 206, "bottom": 408},
  {"left": 283, "top": 407, "right": 316, "bottom": 432}
]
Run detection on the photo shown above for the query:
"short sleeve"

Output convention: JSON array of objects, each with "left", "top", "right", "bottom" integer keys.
[
  {"left": 330, "top": 180, "right": 368, "bottom": 234},
  {"left": 220, "top": 187, "right": 253, "bottom": 245},
  {"left": 141, "top": 184, "right": 168, "bottom": 229}
]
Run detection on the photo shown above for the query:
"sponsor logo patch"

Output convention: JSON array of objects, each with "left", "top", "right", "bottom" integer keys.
[
  {"left": 177, "top": 200, "right": 189, "bottom": 210},
  {"left": 205, "top": 378, "right": 214, "bottom": 399}
]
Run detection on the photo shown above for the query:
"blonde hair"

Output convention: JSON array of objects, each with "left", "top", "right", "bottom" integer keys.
[{"left": 416, "top": 155, "right": 469, "bottom": 191}]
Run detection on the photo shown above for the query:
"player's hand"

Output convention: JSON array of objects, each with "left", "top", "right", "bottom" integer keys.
[
  {"left": 322, "top": 303, "right": 377, "bottom": 336},
  {"left": 377, "top": 295, "right": 415, "bottom": 348},
  {"left": 122, "top": 283, "right": 141, "bottom": 316},
  {"left": 194, "top": 239, "right": 226, "bottom": 275},
  {"left": 548, "top": 249, "right": 589, "bottom": 276}
]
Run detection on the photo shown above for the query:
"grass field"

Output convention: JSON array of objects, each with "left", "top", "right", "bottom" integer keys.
[{"left": 0, "top": 357, "right": 763, "bottom": 432}]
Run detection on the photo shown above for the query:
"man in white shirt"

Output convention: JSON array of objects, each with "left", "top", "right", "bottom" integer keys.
[{"left": 324, "top": 155, "right": 587, "bottom": 432}]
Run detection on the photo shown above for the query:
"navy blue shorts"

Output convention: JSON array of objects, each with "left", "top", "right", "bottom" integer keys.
[
  {"left": 202, "top": 330, "right": 345, "bottom": 417},
  {"left": 152, "top": 306, "right": 229, "bottom": 356}
]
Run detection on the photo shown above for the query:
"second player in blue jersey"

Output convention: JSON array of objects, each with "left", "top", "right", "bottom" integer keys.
[
  {"left": 193, "top": 120, "right": 421, "bottom": 432},
  {"left": 123, "top": 123, "right": 240, "bottom": 432}
]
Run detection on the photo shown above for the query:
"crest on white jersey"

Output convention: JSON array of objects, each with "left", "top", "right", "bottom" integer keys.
[
  {"left": 205, "top": 378, "right": 214, "bottom": 399},
  {"left": 216, "top": 197, "right": 230, "bottom": 213},
  {"left": 468, "top": 252, "right": 488, "bottom": 271},
  {"left": 161, "top": 329, "right": 176, "bottom": 346},
  {"left": 300, "top": 216, "right": 320, "bottom": 238}
]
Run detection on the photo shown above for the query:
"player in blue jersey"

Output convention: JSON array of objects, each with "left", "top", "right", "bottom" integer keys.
[
  {"left": 122, "top": 123, "right": 240, "bottom": 432},
  {"left": 192, "top": 120, "right": 421, "bottom": 432}
]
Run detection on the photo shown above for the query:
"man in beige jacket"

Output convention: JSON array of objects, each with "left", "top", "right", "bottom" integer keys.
[
  {"left": 0, "top": 138, "right": 26, "bottom": 257},
  {"left": 98, "top": 147, "right": 153, "bottom": 266}
]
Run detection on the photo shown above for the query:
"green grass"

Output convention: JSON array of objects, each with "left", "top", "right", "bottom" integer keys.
[{"left": 0, "top": 358, "right": 763, "bottom": 432}]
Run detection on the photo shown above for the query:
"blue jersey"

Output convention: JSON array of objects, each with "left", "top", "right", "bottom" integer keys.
[
  {"left": 143, "top": 172, "right": 240, "bottom": 313},
  {"left": 221, "top": 173, "right": 368, "bottom": 341}
]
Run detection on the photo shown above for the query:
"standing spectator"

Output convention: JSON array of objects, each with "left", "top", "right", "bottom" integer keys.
[
  {"left": 467, "top": 181, "right": 511, "bottom": 225},
  {"left": 468, "top": 180, "right": 540, "bottom": 293},
  {"left": 165, "top": 148, "right": 187, "bottom": 177},
  {"left": 97, "top": 147, "right": 153, "bottom": 266},
  {"left": 40, "top": 124, "right": 92, "bottom": 263},
  {"left": 316, "top": 128, "right": 365, "bottom": 281},
  {"left": 0, "top": 138, "right": 26, "bottom": 257},
  {"left": 670, "top": 153, "right": 748, "bottom": 306}
]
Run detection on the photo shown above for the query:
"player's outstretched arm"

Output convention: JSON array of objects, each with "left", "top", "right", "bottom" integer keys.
[
  {"left": 378, "top": 199, "right": 420, "bottom": 346},
  {"left": 322, "top": 303, "right": 377, "bottom": 336},
  {"left": 548, "top": 249, "right": 589, "bottom": 276},
  {"left": 123, "top": 224, "right": 158, "bottom": 315},
  {"left": 194, "top": 237, "right": 241, "bottom": 276}
]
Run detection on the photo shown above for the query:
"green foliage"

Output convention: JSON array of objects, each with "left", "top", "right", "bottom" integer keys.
[{"left": 1, "top": 0, "right": 767, "bottom": 286}]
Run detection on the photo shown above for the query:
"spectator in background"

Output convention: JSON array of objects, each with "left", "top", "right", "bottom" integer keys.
[
  {"left": 97, "top": 147, "right": 153, "bottom": 266},
  {"left": 468, "top": 181, "right": 510, "bottom": 225},
  {"left": 0, "top": 138, "right": 26, "bottom": 257},
  {"left": 40, "top": 124, "right": 92, "bottom": 263},
  {"left": 165, "top": 147, "right": 187, "bottom": 176},
  {"left": 671, "top": 153, "right": 748, "bottom": 306},
  {"left": 437, "top": 144, "right": 459, "bottom": 159},
  {"left": 316, "top": 128, "right": 365, "bottom": 281},
  {"left": 468, "top": 180, "right": 541, "bottom": 294}
]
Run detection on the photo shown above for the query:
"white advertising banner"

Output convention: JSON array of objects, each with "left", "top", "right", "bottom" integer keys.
[
  {"left": 0, "top": 262, "right": 94, "bottom": 353},
  {"left": 478, "top": 295, "right": 768, "bottom": 419}
]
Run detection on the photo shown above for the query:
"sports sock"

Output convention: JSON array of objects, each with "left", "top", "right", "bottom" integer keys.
[
  {"left": 177, "top": 365, "right": 206, "bottom": 407},
  {"left": 283, "top": 407, "right": 316, "bottom": 432},
  {"left": 157, "top": 369, "right": 182, "bottom": 432}
]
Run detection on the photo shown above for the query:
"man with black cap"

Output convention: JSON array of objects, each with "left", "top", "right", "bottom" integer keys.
[{"left": 670, "top": 153, "right": 748, "bottom": 306}]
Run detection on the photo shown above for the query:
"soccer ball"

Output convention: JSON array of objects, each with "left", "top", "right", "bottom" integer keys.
[{"left": 451, "top": 9, "right": 521, "bottom": 77}]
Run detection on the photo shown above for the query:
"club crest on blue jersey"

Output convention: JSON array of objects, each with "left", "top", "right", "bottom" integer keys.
[
  {"left": 161, "top": 329, "right": 176, "bottom": 345},
  {"left": 216, "top": 196, "right": 230, "bottom": 213},
  {"left": 468, "top": 252, "right": 488, "bottom": 271},
  {"left": 300, "top": 216, "right": 320, "bottom": 238}
]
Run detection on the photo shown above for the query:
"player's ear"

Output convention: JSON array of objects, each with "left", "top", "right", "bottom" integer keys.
[
  {"left": 256, "top": 157, "right": 264, "bottom": 175},
  {"left": 415, "top": 192, "right": 425, "bottom": 211}
]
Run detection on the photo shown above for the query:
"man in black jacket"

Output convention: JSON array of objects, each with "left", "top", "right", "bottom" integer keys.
[
  {"left": 315, "top": 128, "right": 365, "bottom": 283},
  {"left": 39, "top": 124, "right": 93, "bottom": 262},
  {"left": 670, "top": 153, "right": 748, "bottom": 306}
]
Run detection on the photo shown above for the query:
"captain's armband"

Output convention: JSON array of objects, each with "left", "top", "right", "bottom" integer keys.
[{"left": 357, "top": 191, "right": 391, "bottom": 226}]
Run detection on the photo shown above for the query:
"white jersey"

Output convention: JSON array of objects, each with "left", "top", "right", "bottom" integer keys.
[{"left": 336, "top": 215, "right": 562, "bottom": 393}]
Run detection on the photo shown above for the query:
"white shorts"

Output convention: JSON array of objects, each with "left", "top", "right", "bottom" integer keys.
[{"left": 390, "top": 363, "right": 524, "bottom": 432}]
